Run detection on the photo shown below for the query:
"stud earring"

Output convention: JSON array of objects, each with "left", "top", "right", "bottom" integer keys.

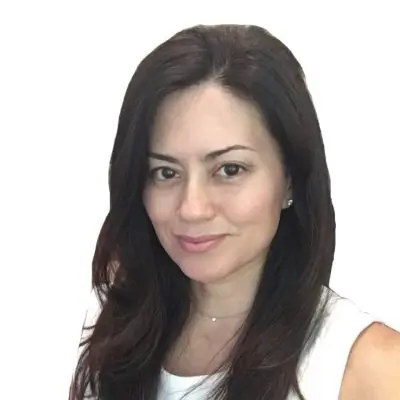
[{"left": 287, "top": 199, "right": 293, "bottom": 207}]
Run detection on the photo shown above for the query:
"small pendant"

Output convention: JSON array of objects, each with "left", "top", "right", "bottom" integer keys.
[{"left": 211, "top": 317, "right": 217, "bottom": 322}]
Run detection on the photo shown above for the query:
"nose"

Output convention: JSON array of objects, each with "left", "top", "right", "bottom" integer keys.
[{"left": 177, "top": 181, "right": 216, "bottom": 222}]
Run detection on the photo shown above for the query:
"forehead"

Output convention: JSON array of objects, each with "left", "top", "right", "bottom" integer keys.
[{"left": 150, "top": 83, "right": 279, "bottom": 156}]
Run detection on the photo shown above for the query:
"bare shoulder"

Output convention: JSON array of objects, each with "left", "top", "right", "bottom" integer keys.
[{"left": 340, "top": 322, "right": 400, "bottom": 399}]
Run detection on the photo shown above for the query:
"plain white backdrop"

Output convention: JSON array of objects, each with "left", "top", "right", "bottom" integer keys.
[{"left": 1, "top": 1, "right": 399, "bottom": 399}]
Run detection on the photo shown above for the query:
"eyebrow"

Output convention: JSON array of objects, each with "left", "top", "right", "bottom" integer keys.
[{"left": 148, "top": 145, "right": 256, "bottom": 163}]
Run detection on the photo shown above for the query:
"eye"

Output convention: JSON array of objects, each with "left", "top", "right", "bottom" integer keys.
[
  {"left": 216, "top": 163, "right": 246, "bottom": 178},
  {"left": 149, "top": 166, "right": 178, "bottom": 181}
]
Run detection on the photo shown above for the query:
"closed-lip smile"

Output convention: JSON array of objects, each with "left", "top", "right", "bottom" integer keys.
[{"left": 175, "top": 234, "right": 226, "bottom": 253}]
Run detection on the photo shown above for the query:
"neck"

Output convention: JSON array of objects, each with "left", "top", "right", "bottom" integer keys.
[{"left": 190, "top": 259, "right": 264, "bottom": 319}]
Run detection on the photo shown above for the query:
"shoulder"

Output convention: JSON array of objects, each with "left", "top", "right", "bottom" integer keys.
[
  {"left": 297, "top": 287, "right": 396, "bottom": 400},
  {"left": 340, "top": 322, "right": 400, "bottom": 399}
]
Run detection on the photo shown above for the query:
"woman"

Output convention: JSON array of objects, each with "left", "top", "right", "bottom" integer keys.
[{"left": 71, "top": 24, "right": 400, "bottom": 399}]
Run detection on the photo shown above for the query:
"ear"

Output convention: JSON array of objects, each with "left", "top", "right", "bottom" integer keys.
[{"left": 281, "top": 176, "right": 293, "bottom": 210}]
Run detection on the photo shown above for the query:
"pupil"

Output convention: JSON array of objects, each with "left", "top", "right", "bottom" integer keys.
[
  {"left": 162, "top": 168, "right": 174, "bottom": 179},
  {"left": 224, "top": 164, "right": 239, "bottom": 176}
]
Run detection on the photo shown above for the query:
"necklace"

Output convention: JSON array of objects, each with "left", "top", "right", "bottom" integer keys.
[{"left": 195, "top": 308, "right": 250, "bottom": 322}]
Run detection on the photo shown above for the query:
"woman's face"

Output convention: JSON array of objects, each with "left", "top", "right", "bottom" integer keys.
[{"left": 143, "top": 83, "right": 291, "bottom": 284}]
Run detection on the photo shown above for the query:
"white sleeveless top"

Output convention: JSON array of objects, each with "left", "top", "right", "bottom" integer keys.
[{"left": 79, "top": 287, "right": 377, "bottom": 400}]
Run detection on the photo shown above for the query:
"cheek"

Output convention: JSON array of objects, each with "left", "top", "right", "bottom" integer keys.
[
  {"left": 222, "top": 183, "right": 283, "bottom": 225},
  {"left": 143, "top": 187, "right": 175, "bottom": 227}
]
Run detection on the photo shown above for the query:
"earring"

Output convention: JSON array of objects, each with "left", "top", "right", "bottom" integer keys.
[{"left": 287, "top": 199, "right": 293, "bottom": 207}]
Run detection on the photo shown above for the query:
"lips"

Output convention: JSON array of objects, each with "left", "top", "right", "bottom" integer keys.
[{"left": 175, "top": 234, "right": 226, "bottom": 253}]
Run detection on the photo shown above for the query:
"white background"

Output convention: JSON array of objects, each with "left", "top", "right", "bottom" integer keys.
[{"left": 1, "top": 1, "right": 399, "bottom": 399}]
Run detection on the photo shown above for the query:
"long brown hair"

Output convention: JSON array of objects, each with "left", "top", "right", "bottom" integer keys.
[{"left": 71, "top": 24, "right": 335, "bottom": 399}]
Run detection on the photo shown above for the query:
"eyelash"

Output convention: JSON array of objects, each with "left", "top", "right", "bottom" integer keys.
[{"left": 148, "top": 163, "right": 248, "bottom": 182}]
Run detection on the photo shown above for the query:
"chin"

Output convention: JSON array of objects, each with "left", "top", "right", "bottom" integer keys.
[{"left": 175, "top": 259, "right": 233, "bottom": 284}]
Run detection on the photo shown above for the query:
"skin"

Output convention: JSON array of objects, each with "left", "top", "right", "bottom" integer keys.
[
  {"left": 339, "top": 322, "right": 400, "bottom": 399},
  {"left": 142, "top": 82, "right": 400, "bottom": 395},
  {"left": 144, "top": 82, "right": 292, "bottom": 320}
]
